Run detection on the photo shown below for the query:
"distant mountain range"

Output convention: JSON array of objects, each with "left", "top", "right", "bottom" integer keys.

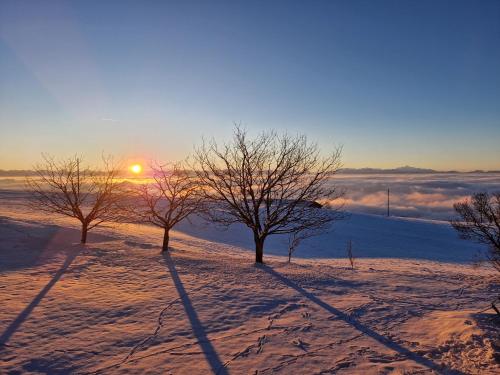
[
  {"left": 338, "top": 166, "right": 500, "bottom": 174},
  {"left": 1, "top": 166, "right": 499, "bottom": 177},
  {"left": 0, "top": 170, "right": 114, "bottom": 177},
  {"left": 0, "top": 170, "right": 34, "bottom": 177}
]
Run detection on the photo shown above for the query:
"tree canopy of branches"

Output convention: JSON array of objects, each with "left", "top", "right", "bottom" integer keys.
[
  {"left": 26, "top": 155, "right": 123, "bottom": 243},
  {"left": 194, "top": 127, "right": 344, "bottom": 264},
  {"left": 451, "top": 192, "right": 500, "bottom": 272},
  {"left": 133, "top": 162, "right": 203, "bottom": 252}
]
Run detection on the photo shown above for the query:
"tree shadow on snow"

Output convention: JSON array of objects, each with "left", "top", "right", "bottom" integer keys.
[
  {"left": 0, "top": 216, "right": 114, "bottom": 271},
  {"left": 173, "top": 214, "right": 479, "bottom": 263},
  {"left": 0, "top": 245, "right": 82, "bottom": 348},
  {"left": 0, "top": 217, "right": 60, "bottom": 271},
  {"left": 471, "top": 312, "right": 500, "bottom": 363},
  {"left": 162, "top": 251, "right": 228, "bottom": 375},
  {"left": 260, "top": 264, "right": 466, "bottom": 375}
]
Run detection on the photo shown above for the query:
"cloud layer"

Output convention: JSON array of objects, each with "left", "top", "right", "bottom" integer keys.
[
  {"left": 2, "top": 173, "right": 500, "bottom": 221},
  {"left": 330, "top": 173, "right": 500, "bottom": 220}
]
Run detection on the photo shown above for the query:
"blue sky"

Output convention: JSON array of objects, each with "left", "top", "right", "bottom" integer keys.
[{"left": 1, "top": 0, "right": 499, "bottom": 170}]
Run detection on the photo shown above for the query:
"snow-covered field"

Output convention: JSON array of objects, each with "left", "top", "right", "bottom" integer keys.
[{"left": 1, "top": 195, "right": 499, "bottom": 374}]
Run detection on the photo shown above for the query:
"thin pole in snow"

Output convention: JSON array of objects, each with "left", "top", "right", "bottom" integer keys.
[{"left": 387, "top": 188, "right": 390, "bottom": 217}]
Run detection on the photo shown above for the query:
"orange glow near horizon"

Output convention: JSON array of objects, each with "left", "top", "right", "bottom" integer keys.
[{"left": 130, "top": 164, "right": 142, "bottom": 174}]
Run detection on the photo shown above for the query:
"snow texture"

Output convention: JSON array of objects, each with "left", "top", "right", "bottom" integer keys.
[{"left": 0, "top": 201, "right": 499, "bottom": 374}]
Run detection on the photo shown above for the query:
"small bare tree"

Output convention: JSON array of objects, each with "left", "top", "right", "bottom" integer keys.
[
  {"left": 288, "top": 232, "right": 302, "bottom": 263},
  {"left": 287, "top": 229, "right": 321, "bottom": 263},
  {"left": 346, "top": 239, "right": 355, "bottom": 270},
  {"left": 133, "top": 162, "right": 203, "bottom": 252},
  {"left": 194, "top": 126, "right": 344, "bottom": 264},
  {"left": 451, "top": 192, "right": 500, "bottom": 272},
  {"left": 26, "top": 154, "right": 123, "bottom": 243}
]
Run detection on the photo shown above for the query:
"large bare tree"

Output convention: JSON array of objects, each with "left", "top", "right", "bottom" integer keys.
[
  {"left": 133, "top": 162, "right": 203, "bottom": 252},
  {"left": 451, "top": 192, "right": 500, "bottom": 272},
  {"left": 26, "top": 154, "right": 123, "bottom": 243},
  {"left": 194, "top": 127, "right": 344, "bottom": 263}
]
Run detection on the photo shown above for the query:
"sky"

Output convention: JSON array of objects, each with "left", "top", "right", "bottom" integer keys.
[{"left": 0, "top": 0, "right": 499, "bottom": 170}]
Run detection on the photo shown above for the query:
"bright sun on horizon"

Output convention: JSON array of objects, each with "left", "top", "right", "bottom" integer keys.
[{"left": 130, "top": 164, "right": 142, "bottom": 174}]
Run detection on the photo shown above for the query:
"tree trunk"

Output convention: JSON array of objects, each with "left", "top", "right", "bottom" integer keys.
[
  {"left": 81, "top": 223, "right": 88, "bottom": 244},
  {"left": 255, "top": 235, "right": 265, "bottom": 264},
  {"left": 162, "top": 228, "right": 170, "bottom": 252}
]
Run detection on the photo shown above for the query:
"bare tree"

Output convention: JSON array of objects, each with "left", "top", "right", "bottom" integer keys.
[
  {"left": 194, "top": 126, "right": 344, "bottom": 264},
  {"left": 26, "top": 154, "right": 123, "bottom": 243},
  {"left": 287, "top": 229, "right": 321, "bottom": 263},
  {"left": 346, "top": 239, "right": 355, "bottom": 270},
  {"left": 133, "top": 162, "right": 203, "bottom": 252},
  {"left": 451, "top": 192, "right": 500, "bottom": 272}
]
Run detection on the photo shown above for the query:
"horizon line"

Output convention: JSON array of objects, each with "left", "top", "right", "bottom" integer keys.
[{"left": 1, "top": 166, "right": 500, "bottom": 176}]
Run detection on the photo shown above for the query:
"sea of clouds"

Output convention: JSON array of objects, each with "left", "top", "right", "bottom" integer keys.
[
  {"left": 331, "top": 173, "right": 500, "bottom": 220},
  {"left": 2, "top": 173, "right": 500, "bottom": 221}
]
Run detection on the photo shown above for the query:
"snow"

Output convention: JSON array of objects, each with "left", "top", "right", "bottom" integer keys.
[
  {"left": 174, "top": 213, "right": 484, "bottom": 263},
  {"left": 1, "top": 202, "right": 499, "bottom": 374}
]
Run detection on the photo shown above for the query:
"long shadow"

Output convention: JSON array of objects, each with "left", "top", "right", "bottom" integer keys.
[
  {"left": 0, "top": 217, "right": 60, "bottom": 271},
  {"left": 0, "top": 246, "right": 81, "bottom": 348},
  {"left": 260, "top": 265, "right": 465, "bottom": 375},
  {"left": 162, "top": 252, "right": 228, "bottom": 375},
  {"left": 0, "top": 217, "right": 114, "bottom": 272}
]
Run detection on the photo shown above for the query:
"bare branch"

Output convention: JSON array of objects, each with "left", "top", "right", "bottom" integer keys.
[
  {"left": 26, "top": 154, "right": 125, "bottom": 243},
  {"left": 193, "top": 126, "right": 345, "bottom": 263},
  {"left": 129, "top": 160, "right": 204, "bottom": 252},
  {"left": 451, "top": 192, "right": 500, "bottom": 272}
]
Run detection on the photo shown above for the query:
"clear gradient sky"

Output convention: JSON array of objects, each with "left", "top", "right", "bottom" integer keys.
[{"left": 1, "top": 0, "right": 499, "bottom": 170}]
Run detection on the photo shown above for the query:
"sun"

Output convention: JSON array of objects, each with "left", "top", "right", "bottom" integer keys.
[{"left": 130, "top": 164, "right": 142, "bottom": 174}]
